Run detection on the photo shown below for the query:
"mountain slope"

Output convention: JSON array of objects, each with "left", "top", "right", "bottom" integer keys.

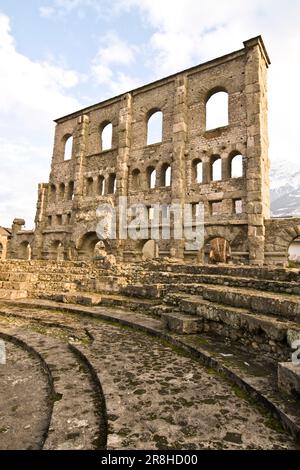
[{"left": 270, "top": 160, "right": 300, "bottom": 217}]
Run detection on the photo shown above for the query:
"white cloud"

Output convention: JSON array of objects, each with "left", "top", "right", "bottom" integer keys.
[
  {"left": 0, "top": 139, "right": 49, "bottom": 230},
  {"left": 91, "top": 32, "right": 141, "bottom": 96},
  {"left": 39, "top": 6, "right": 56, "bottom": 18},
  {"left": 0, "top": 12, "right": 82, "bottom": 227},
  {"left": 92, "top": 63, "right": 113, "bottom": 85},
  {"left": 95, "top": 32, "right": 137, "bottom": 67},
  {"left": 3, "top": 0, "right": 300, "bottom": 227},
  {"left": 39, "top": 0, "right": 107, "bottom": 19},
  {"left": 118, "top": 0, "right": 300, "bottom": 170}
]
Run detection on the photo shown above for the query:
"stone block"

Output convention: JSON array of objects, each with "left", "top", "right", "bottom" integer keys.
[
  {"left": 161, "top": 311, "right": 203, "bottom": 334},
  {"left": 278, "top": 362, "right": 300, "bottom": 399}
]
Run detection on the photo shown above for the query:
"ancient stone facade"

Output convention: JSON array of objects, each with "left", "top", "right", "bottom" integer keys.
[
  {"left": 0, "top": 227, "right": 11, "bottom": 261},
  {"left": 7, "top": 36, "right": 300, "bottom": 266}
]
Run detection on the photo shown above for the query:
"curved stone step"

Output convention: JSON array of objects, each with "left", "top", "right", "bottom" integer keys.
[
  {"left": 34, "top": 291, "right": 102, "bottom": 306},
  {"left": 136, "top": 262, "right": 300, "bottom": 283},
  {"left": 0, "top": 281, "right": 29, "bottom": 290},
  {"left": 162, "top": 296, "right": 300, "bottom": 358},
  {"left": 99, "top": 294, "right": 160, "bottom": 312},
  {"left": 0, "top": 272, "right": 32, "bottom": 282},
  {"left": 202, "top": 285, "right": 300, "bottom": 321},
  {"left": 1, "top": 298, "right": 300, "bottom": 444},
  {"left": 138, "top": 273, "right": 300, "bottom": 296},
  {"left": 0, "top": 331, "right": 53, "bottom": 450},
  {"left": 0, "top": 289, "right": 27, "bottom": 300},
  {"left": 0, "top": 326, "right": 107, "bottom": 450}
]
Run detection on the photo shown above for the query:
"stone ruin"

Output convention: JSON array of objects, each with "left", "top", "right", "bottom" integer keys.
[
  {"left": 0, "top": 36, "right": 300, "bottom": 450},
  {"left": 3, "top": 35, "right": 300, "bottom": 267}
]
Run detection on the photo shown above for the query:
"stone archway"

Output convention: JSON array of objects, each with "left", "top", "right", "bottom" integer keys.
[
  {"left": 94, "top": 241, "right": 107, "bottom": 260},
  {"left": 142, "top": 240, "right": 159, "bottom": 260},
  {"left": 19, "top": 241, "right": 31, "bottom": 260},
  {"left": 204, "top": 237, "right": 231, "bottom": 264},
  {"left": 288, "top": 237, "right": 300, "bottom": 267},
  {"left": 264, "top": 219, "right": 300, "bottom": 266},
  {"left": 77, "top": 232, "right": 98, "bottom": 260},
  {"left": 77, "top": 232, "right": 111, "bottom": 260}
]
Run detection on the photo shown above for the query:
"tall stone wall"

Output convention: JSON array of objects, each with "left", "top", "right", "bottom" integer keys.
[{"left": 8, "top": 36, "right": 298, "bottom": 266}]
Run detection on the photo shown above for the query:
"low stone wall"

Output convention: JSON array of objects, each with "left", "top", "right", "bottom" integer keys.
[
  {"left": 265, "top": 218, "right": 300, "bottom": 266},
  {"left": 127, "top": 261, "right": 300, "bottom": 283}
]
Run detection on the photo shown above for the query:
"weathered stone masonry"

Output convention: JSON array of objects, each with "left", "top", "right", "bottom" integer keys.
[{"left": 7, "top": 36, "right": 300, "bottom": 266}]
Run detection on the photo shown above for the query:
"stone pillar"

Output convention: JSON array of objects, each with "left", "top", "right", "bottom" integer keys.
[
  {"left": 72, "top": 114, "right": 90, "bottom": 203},
  {"left": 171, "top": 76, "right": 188, "bottom": 259},
  {"left": 202, "top": 156, "right": 211, "bottom": 184},
  {"left": 244, "top": 37, "right": 271, "bottom": 265},
  {"left": 69, "top": 114, "right": 90, "bottom": 250},
  {"left": 8, "top": 218, "right": 25, "bottom": 259},
  {"left": 116, "top": 93, "right": 133, "bottom": 261},
  {"left": 32, "top": 183, "right": 48, "bottom": 259},
  {"left": 221, "top": 155, "right": 229, "bottom": 180}
]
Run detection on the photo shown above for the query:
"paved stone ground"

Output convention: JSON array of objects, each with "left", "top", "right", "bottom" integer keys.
[
  {"left": 0, "top": 303, "right": 298, "bottom": 450},
  {"left": 0, "top": 338, "right": 50, "bottom": 450}
]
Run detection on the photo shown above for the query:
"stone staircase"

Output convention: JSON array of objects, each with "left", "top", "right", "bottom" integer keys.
[
  {"left": 1, "top": 259, "right": 299, "bottom": 402},
  {"left": 121, "top": 262, "right": 300, "bottom": 361},
  {"left": 1, "top": 260, "right": 299, "bottom": 361},
  {"left": 0, "top": 260, "right": 126, "bottom": 302},
  {"left": 121, "top": 262, "right": 300, "bottom": 401},
  {"left": 0, "top": 327, "right": 107, "bottom": 449}
]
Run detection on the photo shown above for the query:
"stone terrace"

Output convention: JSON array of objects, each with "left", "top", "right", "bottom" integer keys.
[{"left": 0, "top": 259, "right": 300, "bottom": 449}]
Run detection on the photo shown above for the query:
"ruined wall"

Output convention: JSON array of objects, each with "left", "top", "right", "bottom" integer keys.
[
  {"left": 0, "top": 230, "right": 10, "bottom": 260},
  {"left": 8, "top": 219, "right": 34, "bottom": 260},
  {"left": 11, "top": 36, "right": 293, "bottom": 266},
  {"left": 265, "top": 218, "right": 300, "bottom": 266}
]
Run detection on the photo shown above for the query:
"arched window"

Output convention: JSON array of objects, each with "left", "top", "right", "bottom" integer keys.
[
  {"left": 234, "top": 199, "right": 243, "bottom": 214},
  {"left": 0, "top": 243, "right": 3, "bottom": 259},
  {"left": 192, "top": 159, "right": 203, "bottom": 184},
  {"left": 101, "top": 122, "right": 113, "bottom": 151},
  {"left": 50, "top": 184, "right": 56, "bottom": 203},
  {"left": 288, "top": 237, "right": 300, "bottom": 266},
  {"left": 53, "top": 240, "right": 64, "bottom": 262},
  {"left": 108, "top": 173, "right": 116, "bottom": 194},
  {"left": 206, "top": 90, "right": 229, "bottom": 130},
  {"left": 59, "top": 182, "right": 65, "bottom": 200},
  {"left": 19, "top": 241, "right": 31, "bottom": 260},
  {"left": 64, "top": 135, "right": 73, "bottom": 160},
  {"left": 162, "top": 164, "right": 171, "bottom": 187},
  {"left": 132, "top": 169, "right": 141, "bottom": 190},
  {"left": 147, "top": 167, "right": 156, "bottom": 189},
  {"left": 67, "top": 181, "right": 74, "bottom": 200},
  {"left": 86, "top": 177, "right": 93, "bottom": 196},
  {"left": 147, "top": 110, "right": 163, "bottom": 145},
  {"left": 211, "top": 156, "right": 222, "bottom": 181},
  {"left": 204, "top": 237, "right": 231, "bottom": 264},
  {"left": 230, "top": 153, "right": 243, "bottom": 178},
  {"left": 98, "top": 175, "right": 105, "bottom": 196}
]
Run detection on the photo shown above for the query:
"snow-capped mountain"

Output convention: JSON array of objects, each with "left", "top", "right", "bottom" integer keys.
[{"left": 270, "top": 160, "right": 300, "bottom": 217}]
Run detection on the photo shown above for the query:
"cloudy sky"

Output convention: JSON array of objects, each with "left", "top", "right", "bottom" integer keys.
[{"left": 0, "top": 0, "right": 300, "bottom": 227}]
